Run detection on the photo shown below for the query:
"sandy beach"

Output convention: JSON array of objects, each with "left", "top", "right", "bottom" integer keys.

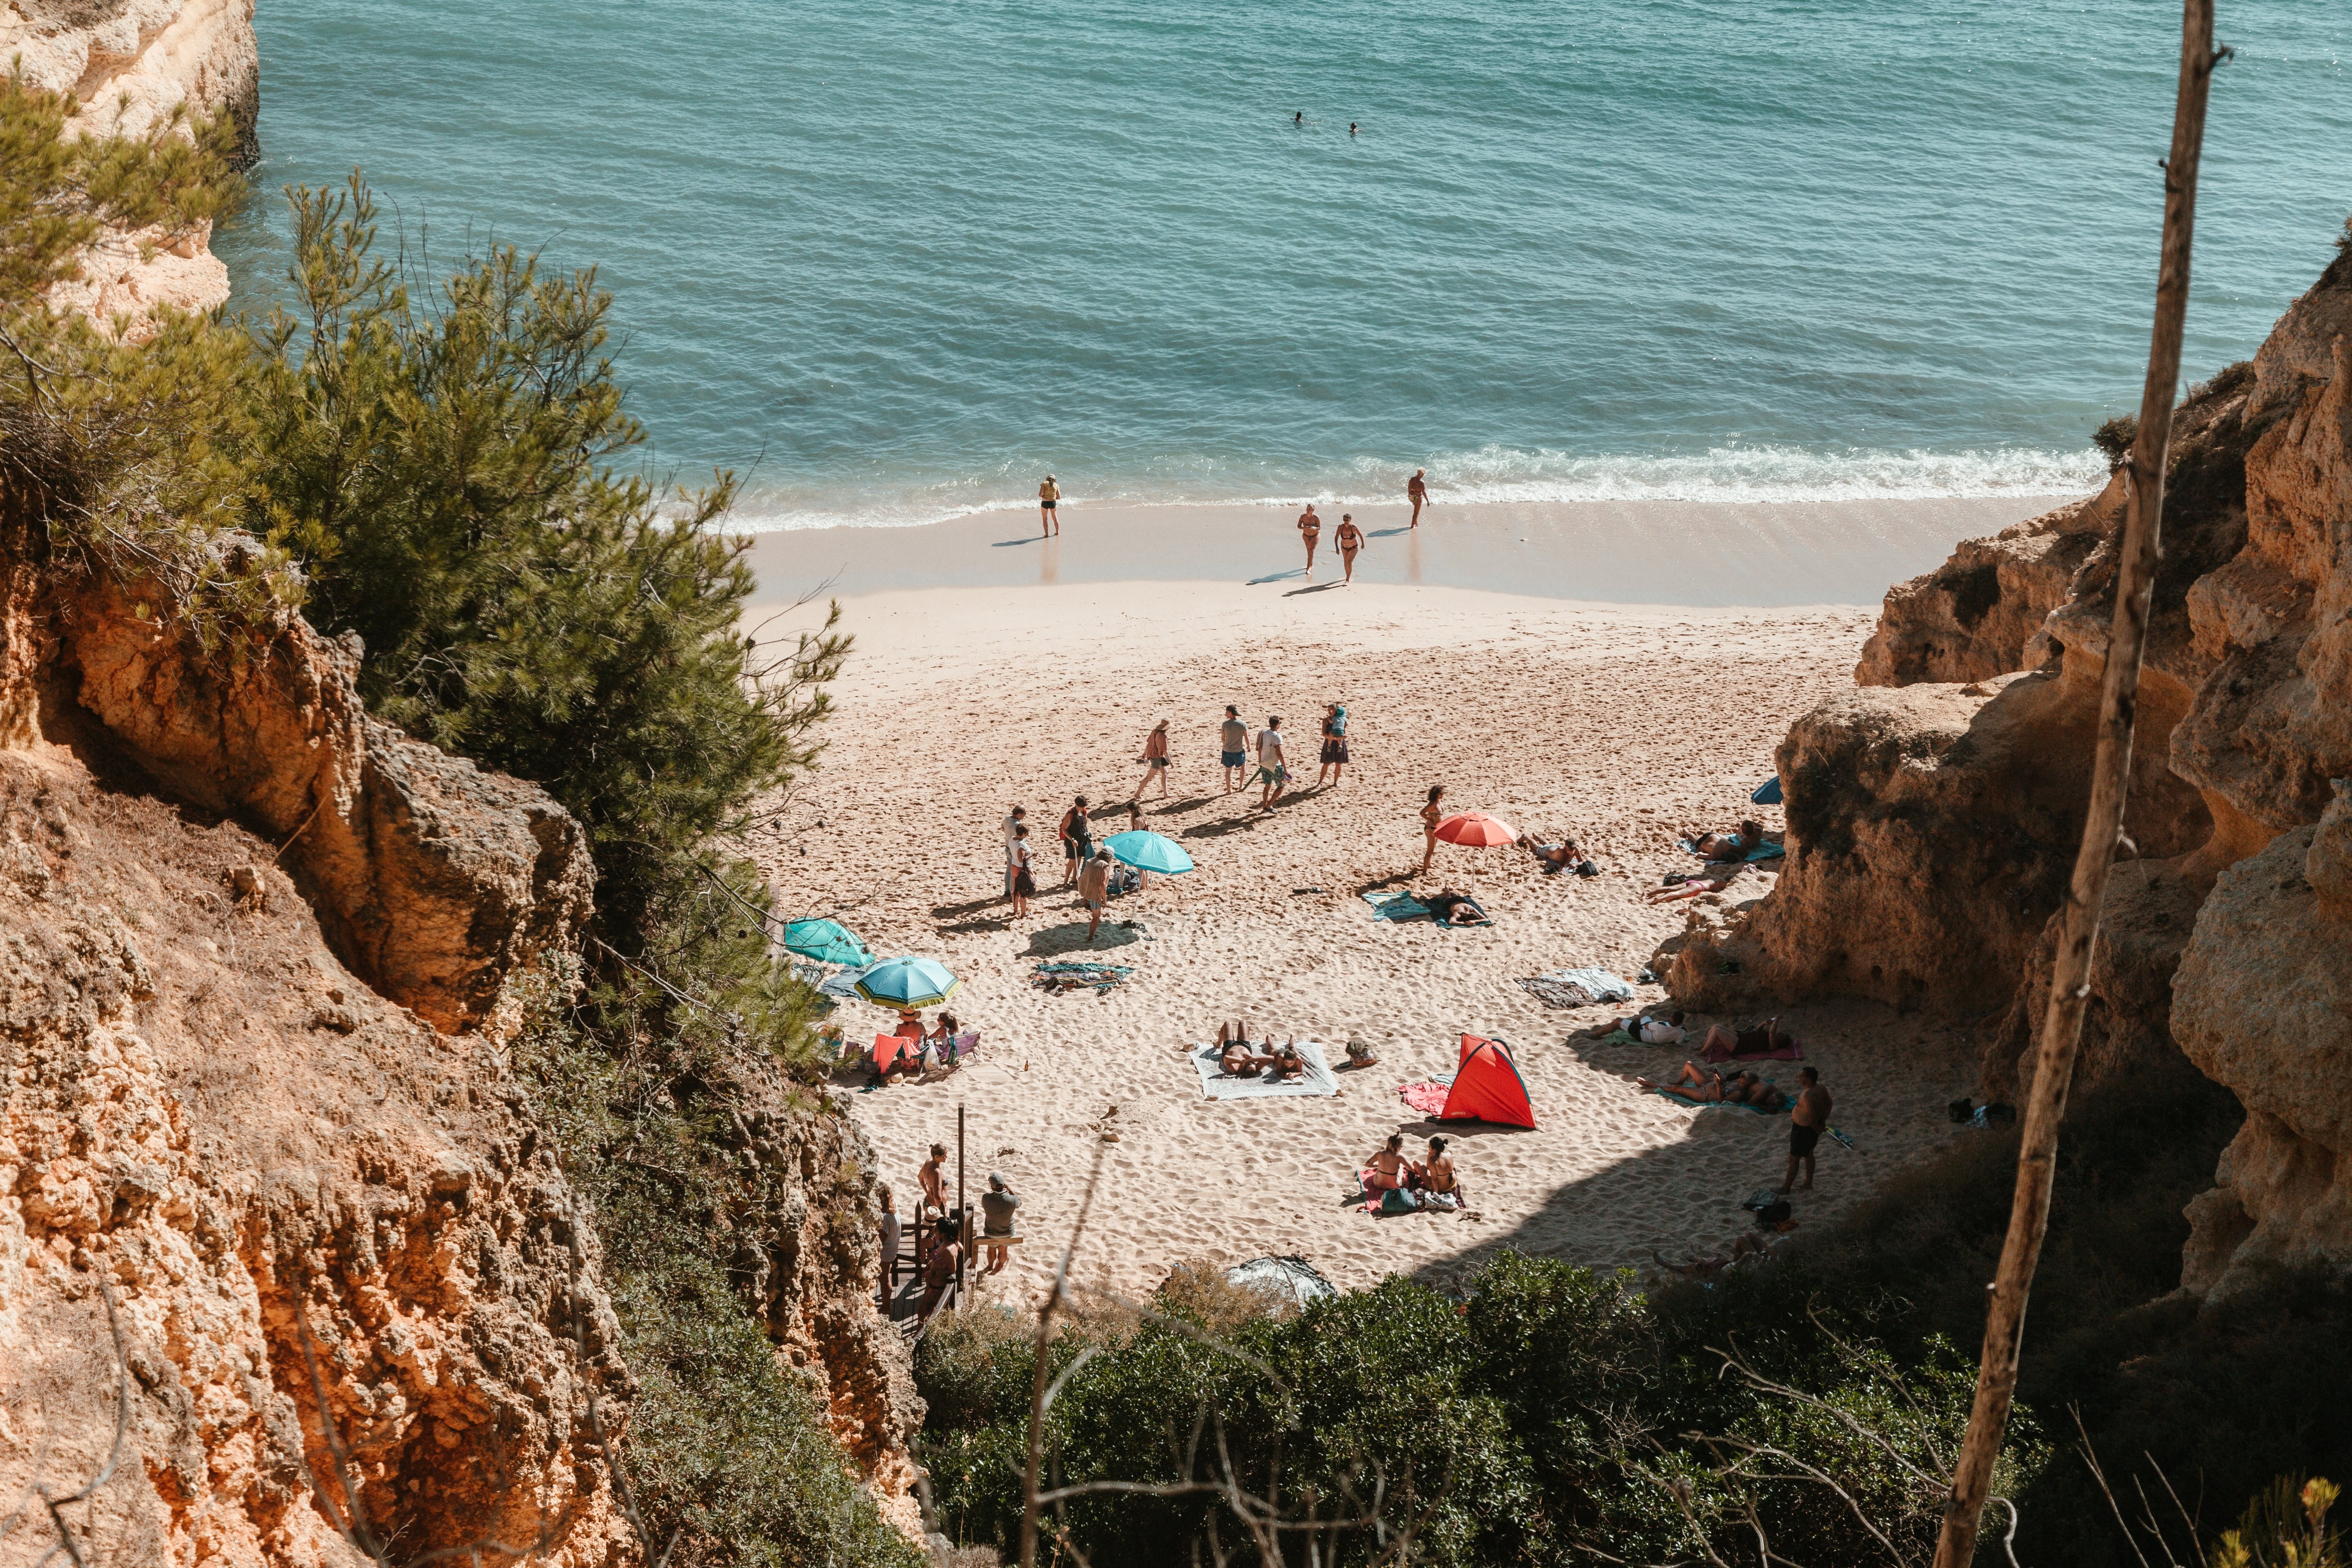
[{"left": 742, "top": 497, "right": 2036, "bottom": 1307}]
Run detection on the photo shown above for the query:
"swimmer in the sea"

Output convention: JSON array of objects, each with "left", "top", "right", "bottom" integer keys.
[
  {"left": 1294, "top": 111, "right": 1303, "bottom": 125},
  {"left": 1350, "top": 122, "right": 1359, "bottom": 136}
]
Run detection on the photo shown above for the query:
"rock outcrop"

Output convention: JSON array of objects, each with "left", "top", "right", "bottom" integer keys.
[
  {"left": 1657, "top": 238, "right": 2352, "bottom": 1299},
  {"left": 0, "top": 738, "right": 635, "bottom": 1563},
  {"left": 6, "top": 0, "right": 261, "bottom": 330}
]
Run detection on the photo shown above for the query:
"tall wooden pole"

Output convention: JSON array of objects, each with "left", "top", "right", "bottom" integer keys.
[{"left": 1931, "top": 5, "right": 2223, "bottom": 1563}]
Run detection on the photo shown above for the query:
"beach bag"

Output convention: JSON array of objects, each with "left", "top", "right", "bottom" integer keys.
[
  {"left": 1948, "top": 1097, "right": 1974, "bottom": 1124},
  {"left": 1749, "top": 1198, "right": 1793, "bottom": 1226},
  {"left": 1574, "top": 860, "right": 1600, "bottom": 878},
  {"left": 1378, "top": 1187, "right": 1422, "bottom": 1216},
  {"left": 1422, "top": 1190, "right": 1460, "bottom": 1212}
]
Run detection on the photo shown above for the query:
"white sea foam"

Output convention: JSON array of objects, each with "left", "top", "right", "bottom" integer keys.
[{"left": 722, "top": 444, "right": 2107, "bottom": 532}]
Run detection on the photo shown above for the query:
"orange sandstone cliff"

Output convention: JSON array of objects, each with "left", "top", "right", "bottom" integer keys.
[
  {"left": 0, "top": 493, "right": 921, "bottom": 1559},
  {"left": 1657, "top": 241, "right": 2352, "bottom": 1303}
]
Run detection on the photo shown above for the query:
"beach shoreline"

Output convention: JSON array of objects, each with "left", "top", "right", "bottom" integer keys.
[{"left": 740, "top": 493, "right": 2078, "bottom": 608}]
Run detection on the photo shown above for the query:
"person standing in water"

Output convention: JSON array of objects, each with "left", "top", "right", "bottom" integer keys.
[
  {"left": 1038, "top": 474, "right": 1061, "bottom": 537},
  {"left": 1297, "top": 502, "right": 1322, "bottom": 577},
  {"left": 1336, "top": 513, "right": 1365, "bottom": 583},
  {"left": 1407, "top": 468, "right": 1429, "bottom": 528}
]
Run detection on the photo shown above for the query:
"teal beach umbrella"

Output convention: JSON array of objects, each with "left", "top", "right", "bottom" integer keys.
[
  {"left": 854, "top": 956, "right": 961, "bottom": 1009},
  {"left": 1105, "top": 830, "right": 1195, "bottom": 875},
  {"left": 782, "top": 918, "right": 872, "bottom": 967}
]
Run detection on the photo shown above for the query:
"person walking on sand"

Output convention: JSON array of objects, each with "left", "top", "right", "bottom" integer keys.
[
  {"left": 1336, "top": 513, "right": 1365, "bottom": 583},
  {"left": 1078, "top": 845, "right": 1111, "bottom": 942},
  {"left": 1219, "top": 705, "right": 1250, "bottom": 793},
  {"left": 1419, "top": 783, "right": 1446, "bottom": 874},
  {"left": 1407, "top": 468, "right": 1428, "bottom": 528},
  {"left": 1009, "top": 823, "right": 1037, "bottom": 917},
  {"left": 1060, "top": 795, "right": 1092, "bottom": 885},
  {"left": 1317, "top": 704, "right": 1350, "bottom": 787},
  {"left": 1297, "top": 503, "right": 1322, "bottom": 577},
  {"left": 1038, "top": 474, "right": 1062, "bottom": 537},
  {"left": 1781, "top": 1066, "right": 1831, "bottom": 1193},
  {"left": 1001, "top": 804, "right": 1027, "bottom": 900},
  {"left": 1131, "top": 719, "right": 1172, "bottom": 802},
  {"left": 1255, "top": 716, "right": 1288, "bottom": 809}
]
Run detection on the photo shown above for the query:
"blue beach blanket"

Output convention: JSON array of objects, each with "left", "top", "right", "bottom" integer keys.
[{"left": 1363, "top": 890, "right": 1432, "bottom": 922}]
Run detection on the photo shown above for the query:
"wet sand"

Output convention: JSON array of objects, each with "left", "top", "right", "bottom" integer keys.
[{"left": 741, "top": 494, "right": 2073, "bottom": 607}]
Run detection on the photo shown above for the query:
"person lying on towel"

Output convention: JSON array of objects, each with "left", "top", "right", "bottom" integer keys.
[
  {"left": 1427, "top": 889, "right": 1491, "bottom": 925},
  {"left": 1583, "top": 1009, "right": 1686, "bottom": 1043},
  {"left": 1684, "top": 819, "right": 1767, "bottom": 862},
  {"left": 1269, "top": 1039, "right": 1307, "bottom": 1080},
  {"left": 1215, "top": 1020, "right": 1274, "bottom": 1076},
  {"left": 1639, "top": 1061, "right": 1786, "bottom": 1110},
  {"left": 1704, "top": 1016, "right": 1797, "bottom": 1058}
]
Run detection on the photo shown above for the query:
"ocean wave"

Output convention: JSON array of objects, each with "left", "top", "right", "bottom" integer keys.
[{"left": 723, "top": 443, "right": 2105, "bottom": 532}]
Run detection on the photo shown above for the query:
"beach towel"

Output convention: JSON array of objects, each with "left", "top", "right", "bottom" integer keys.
[
  {"left": 1395, "top": 1079, "right": 1452, "bottom": 1116},
  {"left": 1649, "top": 1084, "right": 1787, "bottom": 1115},
  {"left": 1744, "top": 841, "right": 1786, "bottom": 864},
  {"left": 1593, "top": 1027, "right": 1641, "bottom": 1045},
  {"left": 1189, "top": 1041, "right": 1339, "bottom": 1100},
  {"left": 1033, "top": 961, "right": 1132, "bottom": 994},
  {"left": 1362, "top": 889, "right": 1432, "bottom": 922},
  {"left": 1226, "top": 1256, "right": 1337, "bottom": 1305},
  {"left": 815, "top": 963, "right": 877, "bottom": 1000},
  {"left": 1518, "top": 967, "right": 1633, "bottom": 1009}
]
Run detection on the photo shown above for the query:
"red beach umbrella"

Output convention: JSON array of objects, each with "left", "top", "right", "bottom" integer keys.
[{"left": 1434, "top": 811, "right": 1518, "bottom": 847}]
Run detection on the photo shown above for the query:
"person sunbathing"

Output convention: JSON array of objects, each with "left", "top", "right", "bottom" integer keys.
[
  {"left": 1685, "top": 818, "right": 1768, "bottom": 862},
  {"left": 1269, "top": 1038, "right": 1307, "bottom": 1080},
  {"left": 1414, "top": 1136, "right": 1458, "bottom": 1196},
  {"left": 1652, "top": 1233, "right": 1766, "bottom": 1277},
  {"left": 1703, "top": 1016, "right": 1797, "bottom": 1059},
  {"left": 1644, "top": 864, "right": 1744, "bottom": 904},
  {"left": 1640, "top": 1060, "right": 1735, "bottom": 1100},
  {"left": 1519, "top": 833, "right": 1584, "bottom": 870},
  {"left": 1428, "top": 889, "right": 1491, "bottom": 925},
  {"left": 1215, "top": 1020, "right": 1274, "bottom": 1076},
  {"left": 1584, "top": 1009, "right": 1686, "bottom": 1043},
  {"left": 1365, "top": 1133, "right": 1413, "bottom": 1191}
]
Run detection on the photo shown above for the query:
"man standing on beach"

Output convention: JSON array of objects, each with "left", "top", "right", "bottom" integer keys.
[
  {"left": 1781, "top": 1066, "right": 1831, "bottom": 1193},
  {"left": 1001, "top": 804, "right": 1027, "bottom": 900},
  {"left": 1407, "top": 468, "right": 1428, "bottom": 528},
  {"left": 1038, "top": 474, "right": 1061, "bottom": 537},
  {"left": 1078, "top": 846, "right": 1111, "bottom": 943},
  {"left": 1219, "top": 705, "right": 1250, "bottom": 792},
  {"left": 1256, "top": 716, "right": 1287, "bottom": 809}
]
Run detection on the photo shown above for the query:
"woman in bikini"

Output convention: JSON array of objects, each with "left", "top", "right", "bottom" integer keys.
[
  {"left": 1365, "top": 1133, "right": 1413, "bottom": 1191},
  {"left": 1130, "top": 719, "right": 1171, "bottom": 802},
  {"left": 1419, "top": 784, "right": 1446, "bottom": 875},
  {"left": 1297, "top": 503, "right": 1322, "bottom": 576},
  {"left": 1416, "top": 1136, "right": 1457, "bottom": 1197},
  {"left": 1335, "top": 513, "right": 1365, "bottom": 584}
]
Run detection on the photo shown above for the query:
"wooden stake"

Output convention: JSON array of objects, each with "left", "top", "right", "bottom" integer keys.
[{"left": 1931, "top": 5, "right": 2224, "bottom": 1563}]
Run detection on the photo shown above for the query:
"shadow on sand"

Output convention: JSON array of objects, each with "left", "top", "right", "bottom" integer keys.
[{"left": 1022, "top": 921, "right": 1147, "bottom": 958}]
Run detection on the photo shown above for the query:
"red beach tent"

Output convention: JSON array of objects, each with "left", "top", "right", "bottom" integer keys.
[{"left": 1440, "top": 1034, "right": 1536, "bottom": 1129}]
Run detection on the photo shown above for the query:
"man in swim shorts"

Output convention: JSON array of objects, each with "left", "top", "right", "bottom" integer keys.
[
  {"left": 1038, "top": 474, "right": 1060, "bottom": 537},
  {"left": 1781, "top": 1066, "right": 1831, "bottom": 1193},
  {"left": 1220, "top": 705, "right": 1250, "bottom": 792},
  {"left": 1255, "top": 716, "right": 1287, "bottom": 809}
]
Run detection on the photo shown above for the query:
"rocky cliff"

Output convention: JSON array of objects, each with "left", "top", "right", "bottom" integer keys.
[
  {"left": 5, "top": 0, "right": 260, "bottom": 330},
  {"left": 1657, "top": 239, "right": 2352, "bottom": 1301},
  {"left": 0, "top": 500, "right": 922, "bottom": 1560}
]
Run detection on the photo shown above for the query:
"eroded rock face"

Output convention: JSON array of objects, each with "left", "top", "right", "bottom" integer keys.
[
  {"left": 2172, "top": 786, "right": 2352, "bottom": 1301},
  {"left": 1853, "top": 483, "right": 2120, "bottom": 688},
  {"left": 0, "top": 749, "right": 633, "bottom": 1564},
  {"left": 1657, "top": 243, "right": 2352, "bottom": 1298},
  {"left": 49, "top": 558, "right": 595, "bottom": 1037}
]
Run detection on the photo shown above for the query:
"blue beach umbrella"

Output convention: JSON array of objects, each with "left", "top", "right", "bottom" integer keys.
[
  {"left": 854, "top": 956, "right": 961, "bottom": 1009},
  {"left": 782, "top": 918, "right": 873, "bottom": 967},
  {"left": 1105, "top": 830, "right": 1195, "bottom": 875}
]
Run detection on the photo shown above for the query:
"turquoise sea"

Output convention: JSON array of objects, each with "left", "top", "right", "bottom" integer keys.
[{"left": 216, "top": 0, "right": 2350, "bottom": 530}]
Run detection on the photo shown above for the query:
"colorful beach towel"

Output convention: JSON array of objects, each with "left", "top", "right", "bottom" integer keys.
[
  {"left": 1033, "top": 961, "right": 1132, "bottom": 994},
  {"left": 1395, "top": 1079, "right": 1452, "bottom": 1116},
  {"left": 1190, "top": 1041, "right": 1339, "bottom": 1100},
  {"left": 1363, "top": 889, "right": 1432, "bottom": 922}
]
